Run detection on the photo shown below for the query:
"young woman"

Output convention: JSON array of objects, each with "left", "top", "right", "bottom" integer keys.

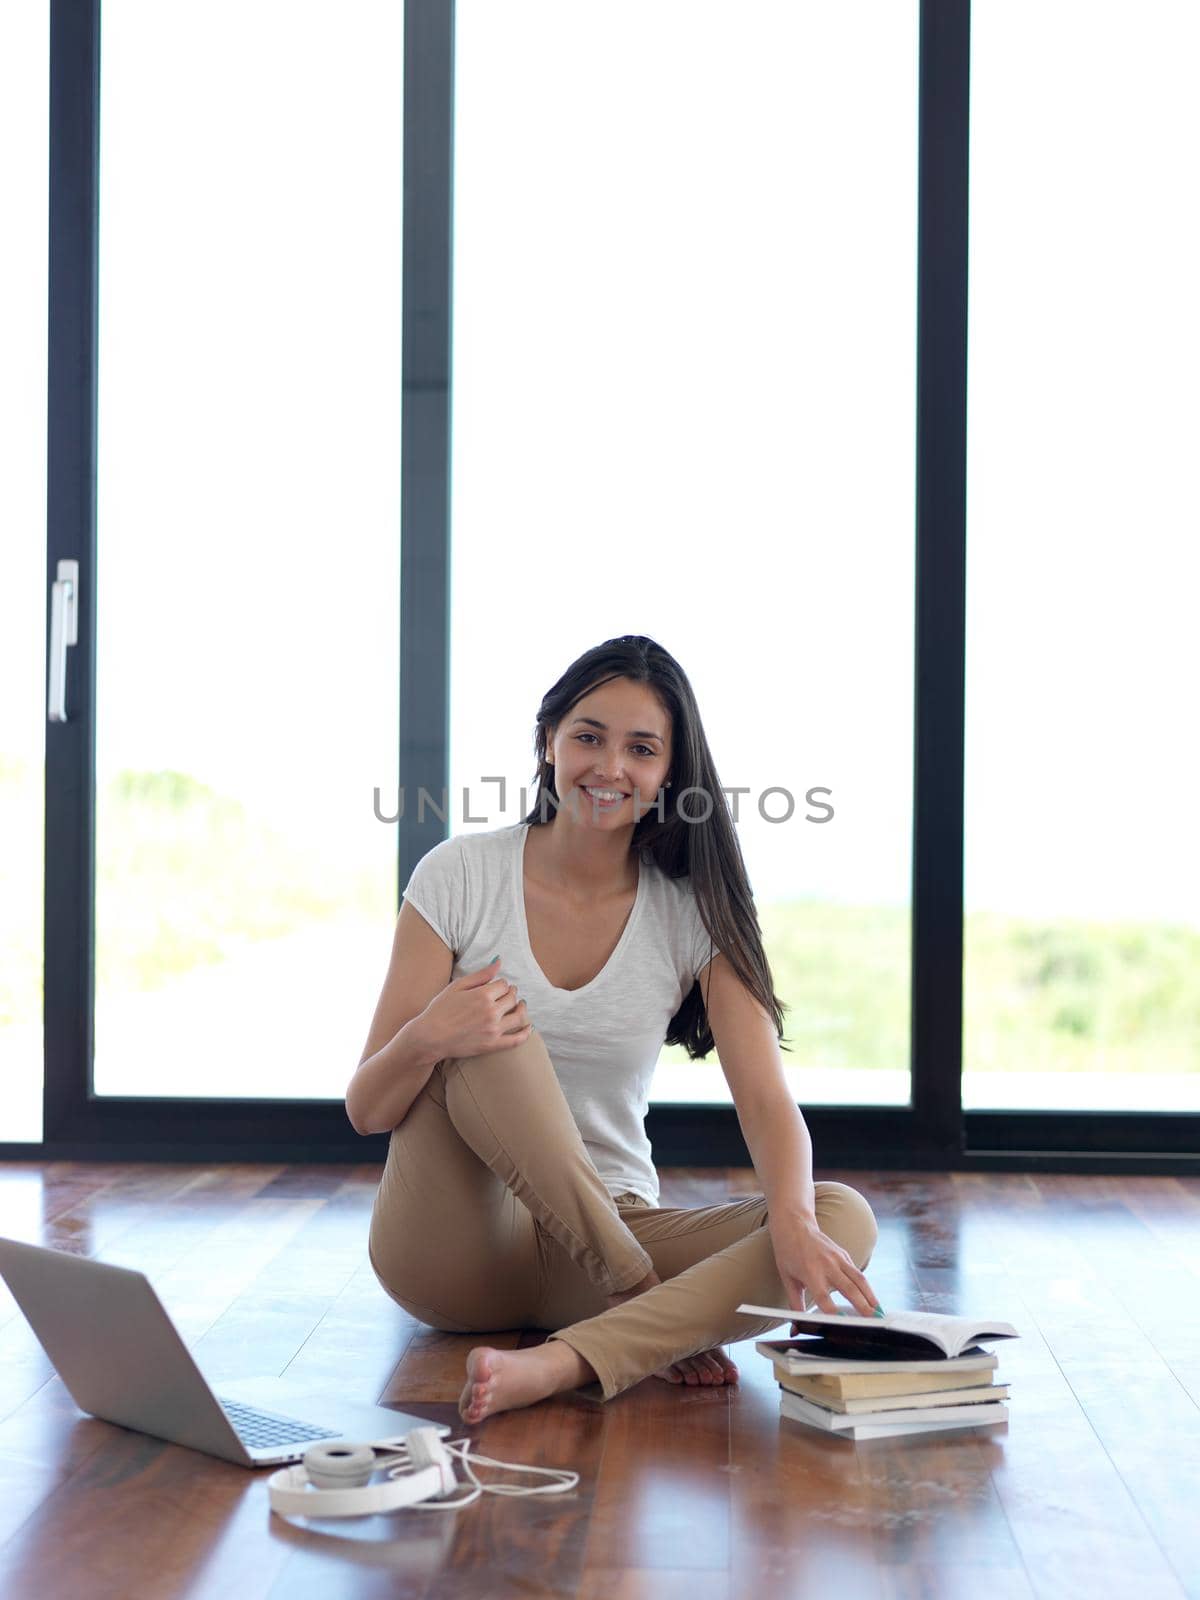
[{"left": 348, "top": 635, "right": 880, "bottom": 1424}]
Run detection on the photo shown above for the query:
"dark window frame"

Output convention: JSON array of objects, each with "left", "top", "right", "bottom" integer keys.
[{"left": 8, "top": 0, "right": 1196, "bottom": 1173}]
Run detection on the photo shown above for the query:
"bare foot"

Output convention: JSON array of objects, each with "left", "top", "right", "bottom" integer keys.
[
  {"left": 651, "top": 1346, "right": 740, "bottom": 1386},
  {"left": 601, "top": 1269, "right": 740, "bottom": 1389},
  {"left": 458, "top": 1341, "right": 592, "bottom": 1425}
]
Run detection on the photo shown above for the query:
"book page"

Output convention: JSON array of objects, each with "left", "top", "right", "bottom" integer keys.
[
  {"left": 740, "top": 1302, "right": 1018, "bottom": 1357},
  {"left": 859, "top": 1310, "right": 1018, "bottom": 1350}
]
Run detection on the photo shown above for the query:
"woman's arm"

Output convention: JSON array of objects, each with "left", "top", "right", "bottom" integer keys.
[
  {"left": 736, "top": 1099, "right": 818, "bottom": 1222},
  {"left": 346, "top": 1014, "right": 444, "bottom": 1136},
  {"left": 703, "top": 953, "right": 880, "bottom": 1316},
  {"left": 700, "top": 952, "right": 817, "bottom": 1218}
]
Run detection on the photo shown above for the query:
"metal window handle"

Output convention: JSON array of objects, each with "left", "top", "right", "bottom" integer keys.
[{"left": 48, "top": 558, "right": 79, "bottom": 724}]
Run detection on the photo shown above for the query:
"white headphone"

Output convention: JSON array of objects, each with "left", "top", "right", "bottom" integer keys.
[{"left": 268, "top": 1425, "right": 579, "bottom": 1522}]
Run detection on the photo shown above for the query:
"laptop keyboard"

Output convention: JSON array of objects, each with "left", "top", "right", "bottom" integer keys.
[{"left": 217, "top": 1396, "right": 341, "bottom": 1449}]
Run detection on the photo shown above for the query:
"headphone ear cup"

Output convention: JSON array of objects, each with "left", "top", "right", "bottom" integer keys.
[{"left": 303, "top": 1441, "right": 377, "bottom": 1490}]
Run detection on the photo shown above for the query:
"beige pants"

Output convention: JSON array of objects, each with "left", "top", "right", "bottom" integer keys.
[{"left": 367, "top": 1026, "right": 879, "bottom": 1402}]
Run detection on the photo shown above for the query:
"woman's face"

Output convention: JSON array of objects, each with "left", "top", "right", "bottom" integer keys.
[{"left": 547, "top": 678, "right": 673, "bottom": 826}]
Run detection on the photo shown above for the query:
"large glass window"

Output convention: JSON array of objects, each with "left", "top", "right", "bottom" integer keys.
[
  {"left": 964, "top": 0, "right": 1200, "bottom": 1113},
  {"left": 92, "top": 2, "right": 404, "bottom": 1099},
  {"left": 0, "top": 1, "right": 49, "bottom": 1142},
  {"left": 450, "top": 0, "right": 920, "bottom": 1106}
]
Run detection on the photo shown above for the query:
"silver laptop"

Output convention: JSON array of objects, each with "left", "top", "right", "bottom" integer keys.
[{"left": 0, "top": 1235, "right": 452, "bottom": 1468}]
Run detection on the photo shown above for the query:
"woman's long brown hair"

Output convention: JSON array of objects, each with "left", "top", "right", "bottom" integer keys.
[{"left": 519, "top": 634, "right": 790, "bottom": 1059}]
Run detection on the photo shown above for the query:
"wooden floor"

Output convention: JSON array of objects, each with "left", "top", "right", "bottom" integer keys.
[{"left": 0, "top": 1162, "right": 1198, "bottom": 1600}]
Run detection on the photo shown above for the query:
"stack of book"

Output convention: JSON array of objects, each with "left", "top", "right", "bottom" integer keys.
[{"left": 737, "top": 1301, "right": 1020, "bottom": 1441}]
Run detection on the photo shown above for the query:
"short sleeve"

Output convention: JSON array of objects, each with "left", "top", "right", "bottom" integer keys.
[
  {"left": 686, "top": 885, "right": 722, "bottom": 982},
  {"left": 402, "top": 836, "right": 467, "bottom": 955}
]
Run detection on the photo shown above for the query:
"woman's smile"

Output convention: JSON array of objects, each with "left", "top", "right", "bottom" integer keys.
[{"left": 581, "top": 785, "right": 627, "bottom": 809}]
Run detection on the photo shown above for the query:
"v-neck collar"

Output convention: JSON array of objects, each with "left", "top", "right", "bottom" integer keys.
[{"left": 514, "top": 822, "right": 646, "bottom": 997}]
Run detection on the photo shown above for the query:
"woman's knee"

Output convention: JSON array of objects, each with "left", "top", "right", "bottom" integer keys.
[
  {"left": 440, "top": 1027, "right": 555, "bottom": 1108},
  {"left": 813, "top": 1180, "right": 879, "bottom": 1268}
]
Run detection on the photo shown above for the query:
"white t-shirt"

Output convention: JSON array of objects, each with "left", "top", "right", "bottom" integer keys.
[{"left": 400, "top": 821, "right": 722, "bottom": 1207}]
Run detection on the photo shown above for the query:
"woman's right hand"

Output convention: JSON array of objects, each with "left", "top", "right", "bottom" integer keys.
[{"left": 418, "top": 957, "right": 533, "bottom": 1062}]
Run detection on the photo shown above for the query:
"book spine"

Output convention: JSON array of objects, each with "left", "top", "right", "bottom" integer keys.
[
  {"left": 842, "top": 1408, "right": 1010, "bottom": 1441},
  {"left": 799, "top": 1373, "right": 1000, "bottom": 1401},
  {"left": 764, "top": 1356, "right": 998, "bottom": 1382},
  {"left": 784, "top": 1380, "right": 1009, "bottom": 1415},
  {"left": 782, "top": 1391, "right": 1009, "bottom": 1430}
]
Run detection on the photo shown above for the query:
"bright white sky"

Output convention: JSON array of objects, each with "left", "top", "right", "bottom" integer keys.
[{"left": 1, "top": 0, "right": 1197, "bottom": 929}]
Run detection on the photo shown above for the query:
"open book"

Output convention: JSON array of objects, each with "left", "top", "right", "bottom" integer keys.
[{"left": 738, "top": 1301, "right": 1019, "bottom": 1360}]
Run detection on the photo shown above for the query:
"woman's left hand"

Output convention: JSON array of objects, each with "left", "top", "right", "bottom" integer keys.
[{"left": 767, "top": 1212, "right": 880, "bottom": 1332}]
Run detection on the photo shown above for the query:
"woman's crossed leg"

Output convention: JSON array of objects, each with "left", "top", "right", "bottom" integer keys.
[{"left": 366, "top": 1027, "right": 878, "bottom": 1422}]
